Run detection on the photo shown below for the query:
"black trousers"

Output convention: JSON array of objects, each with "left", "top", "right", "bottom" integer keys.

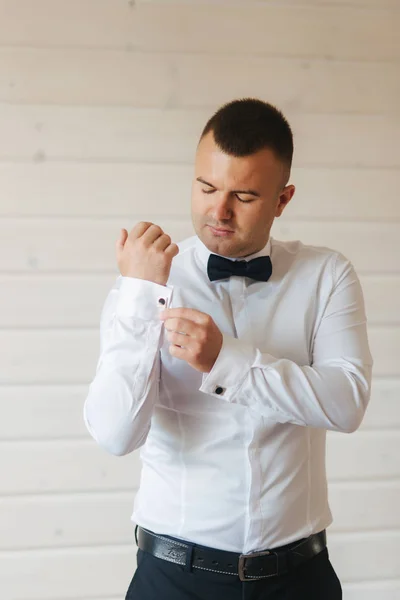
[{"left": 125, "top": 535, "right": 342, "bottom": 600}]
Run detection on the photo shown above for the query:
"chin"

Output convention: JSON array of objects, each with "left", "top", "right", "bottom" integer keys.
[
  {"left": 195, "top": 221, "right": 243, "bottom": 257},
  {"left": 203, "top": 233, "right": 238, "bottom": 257}
]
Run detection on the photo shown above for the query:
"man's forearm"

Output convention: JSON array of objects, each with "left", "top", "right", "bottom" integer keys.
[{"left": 84, "top": 276, "right": 172, "bottom": 455}]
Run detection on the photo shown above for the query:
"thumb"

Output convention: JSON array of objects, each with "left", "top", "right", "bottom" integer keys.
[{"left": 116, "top": 228, "right": 128, "bottom": 259}]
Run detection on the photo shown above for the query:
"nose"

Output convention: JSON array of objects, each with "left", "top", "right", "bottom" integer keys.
[{"left": 211, "top": 194, "right": 233, "bottom": 222}]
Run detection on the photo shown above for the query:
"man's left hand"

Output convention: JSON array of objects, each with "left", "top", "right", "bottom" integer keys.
[{"left": 159, "top": 308, "right": 223, "bottom": 373}]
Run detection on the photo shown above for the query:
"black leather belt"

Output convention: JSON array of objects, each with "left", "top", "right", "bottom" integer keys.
[{"left": 137, "top": 526, "right": 327, "bottom": 582}]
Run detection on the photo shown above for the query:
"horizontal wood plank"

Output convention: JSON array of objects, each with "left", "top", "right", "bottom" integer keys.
[
  {"left": 0, "top": 49, "right": 398, "bottom": 113},
  {"left": 0, "top": 385, "right": 90, "bottom": 440},
  {"left": 268, "top": 0, "right": 400, "bottom": 6},
  {"left": 0, "top": 546, "right": 134, "bottom": 600},
  {"left": 0, "top": 2, "right": 398, "bottom": 61},
  {"left": 0, "top": 105, "right": 204, "bottom": 163},
  {"left": 360, "top": 378, "right": 400, "bottom": 430},
  {"left": 329, "top": 481, "right": 400, "bottom": 532},
  {"left": 291, "top": 115, "right": 400, "bottom": 169},
  {"left": 359, "top": 328, "right": 398, "bottom": 378},
  {"left": 328, "top": 531, "right": 400, "bottom": 583},
  {"left": 0, "top": 218, "right": 399, "bottom": 275},
  {"left": 139, "top": 0, "right": 400, "bottom": 7},
  {"left": 0, "top": 274, "right": 115, "bottom": 328},
  {"left": 0, "top": 440, "right": 141, "bottom": 494},
  {"left": 343, "top": 582, "right": 400, "bottom": 600},
  {"left": 0, "top": 330, "right": 100, "bottom": 384},
  {"left": 2, "top": 106, "right": 399, "bottom": 166},
  {"left": 271, "top": 221, "right": 400, "bottom": 274},
  {"left": 0, "top": 492, "right": 134, "bottom": 550},
  {"left": 326, "top": 430, "right": 400, "bottom": 481},
  {"left": 0, "top": 163, "right": 193, "bottom": 216},
  {"left": 360, "top": 277, "right": 400, "bottom": 326}
]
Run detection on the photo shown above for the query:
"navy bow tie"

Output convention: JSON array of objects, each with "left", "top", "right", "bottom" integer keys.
[{"left": 207, "top": 254, "right": 272, "bottom": 282}]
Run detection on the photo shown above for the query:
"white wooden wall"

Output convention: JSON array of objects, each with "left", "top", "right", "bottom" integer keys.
[{"left": 0, "top": 1, "right": 399, "bottom": 598}]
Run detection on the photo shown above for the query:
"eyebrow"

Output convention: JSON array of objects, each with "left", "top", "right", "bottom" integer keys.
[{"left": 196, "top": 177, "right": 260, "bottom": 197}]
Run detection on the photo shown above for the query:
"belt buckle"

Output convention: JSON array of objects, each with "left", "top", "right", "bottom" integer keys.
[{"left": 238, "top": 549, "right": 275, "bottom": 582}]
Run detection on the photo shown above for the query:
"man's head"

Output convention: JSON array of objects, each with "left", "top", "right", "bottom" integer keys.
[{"left": 191, "top": 98, "right": 295, "bottom": 258}]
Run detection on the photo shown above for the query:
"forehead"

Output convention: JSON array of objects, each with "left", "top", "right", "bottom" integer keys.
[{"left": 195, "top": 132, "right": 283, "bottom": 189}]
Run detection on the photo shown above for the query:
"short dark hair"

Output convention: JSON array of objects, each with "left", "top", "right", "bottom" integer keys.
[{"left": 200, "top": 98, "right": 293, "bottom": 179}]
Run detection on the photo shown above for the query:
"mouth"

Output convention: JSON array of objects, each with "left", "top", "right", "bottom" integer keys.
[{"left": 207, "top": 225, "right": 235, "bottom": 236}]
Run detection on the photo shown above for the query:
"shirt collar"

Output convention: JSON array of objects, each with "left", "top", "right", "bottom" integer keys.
[{"left": 195, "top": 235, "right": 272, "bottom": 272}]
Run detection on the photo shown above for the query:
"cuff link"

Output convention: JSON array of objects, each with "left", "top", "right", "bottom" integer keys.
[
  {"left": 158, "top": 297, "right": 167, "bottom": 306},
  {"left": 214, "top": 386, "right": 225, "bottom": 396}
]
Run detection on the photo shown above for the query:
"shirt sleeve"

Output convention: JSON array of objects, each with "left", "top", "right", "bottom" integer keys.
[
  {"left": 199, "top": 254, "right": 373, "bottom": 433},
  {"left": 83, "top": 276, "right": 173, "bottom": 455}
]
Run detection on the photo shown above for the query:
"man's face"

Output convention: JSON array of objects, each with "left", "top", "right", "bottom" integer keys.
[{"left": 191, "top": 131, "right": 295, "bottom": 258}]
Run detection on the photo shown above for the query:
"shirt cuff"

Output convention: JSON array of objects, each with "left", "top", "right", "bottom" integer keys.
[
  {"left": 199, "top": 334, "right": 258, "bottom": 401},
  {"left": 116, "top": 277, "right": 173, "bottom": 320}
]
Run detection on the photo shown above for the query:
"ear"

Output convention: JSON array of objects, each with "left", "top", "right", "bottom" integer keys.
[{"left": 275, "top": 185, "right": 295, "bottom": 217}]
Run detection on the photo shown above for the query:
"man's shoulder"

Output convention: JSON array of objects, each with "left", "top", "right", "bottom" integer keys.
[
  {"left": 271, "top": 238, "right": 353, "bottom": 281},
  {"left": 271, "top": 237, "right": 345, "bottom": 262}
]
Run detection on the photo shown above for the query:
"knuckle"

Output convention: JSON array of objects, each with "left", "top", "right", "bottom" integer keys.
[
  {"left": 133, "top": 221, "right": 150, "bottom": 234},
  {"left": 200, "top": 330, "right": 207, "bottom": 344},
  {"left": 193, "top": 343, "right": 202, "bottom": 357},
  {"left": 202, "top": 315, "right": 211, "bottom": 327}
]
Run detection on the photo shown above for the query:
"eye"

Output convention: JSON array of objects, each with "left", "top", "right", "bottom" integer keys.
[
  {"left": 202, "top": 188, "right": 215, "bottom": 194},
  {"left": 235, "top": 194, "right": 254, "bottom": 203}
]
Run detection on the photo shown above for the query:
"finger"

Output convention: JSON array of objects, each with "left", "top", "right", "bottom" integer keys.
[
  {"left": 164, "top": 243, "right": 179, "bottom": 259},
  {"left": 166, "top": 330, "right": 190, "bottom": 347},
  {"left": 141, "top": 224, "right": 164, "bottom": 246},
  {"left": 129, "top": 221, "right": 153, "bottom": 240},
  {"left": 152, "top": 233, "right": 171, "bottom": 251},
  {"left": 160, "top": 308, "right": 209, "bottom": 325},
  {"left": 116, "top": 228, "right": 128, "bottom": 260},
  {"left": 163, "top": 317, "right": 193, "bottom": 335},
  {"left": 165, "top": 319, "right": 204, "bottom": 343},
  {"left": 116, "top": 228, "right": 128, "bottom": 248},
  {"left": 168, "top": 344, "right": 186, "bottom": 360}
]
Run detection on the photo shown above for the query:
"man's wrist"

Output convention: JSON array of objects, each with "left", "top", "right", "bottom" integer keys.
[{"left": 116, "top": 277, "right": 173, "bottom": 320}]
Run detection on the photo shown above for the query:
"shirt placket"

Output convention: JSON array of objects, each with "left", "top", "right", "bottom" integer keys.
[{"left": 228, "top": 276, "right": 259, "bottom": 551}]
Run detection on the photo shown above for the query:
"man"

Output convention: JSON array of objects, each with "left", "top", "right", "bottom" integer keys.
[{"left": 84, "top": 98, "right": 373, "bottom": 599}]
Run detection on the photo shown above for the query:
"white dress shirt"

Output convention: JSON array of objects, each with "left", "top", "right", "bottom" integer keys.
[{"left": 84, "top": 235, "right": 373, "bottom": 554}]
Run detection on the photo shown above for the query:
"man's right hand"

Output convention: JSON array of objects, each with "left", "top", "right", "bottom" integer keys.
[{"left": 116, "top": 222, "right": 179, "bottom": 286}]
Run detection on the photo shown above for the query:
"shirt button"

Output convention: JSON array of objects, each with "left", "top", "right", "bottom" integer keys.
[
  {"left": 158, "top": 297, "right": 166, "bottom": 306},
  {"left": 215, "top": 386, "right": 225, "bottom": 395}
]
